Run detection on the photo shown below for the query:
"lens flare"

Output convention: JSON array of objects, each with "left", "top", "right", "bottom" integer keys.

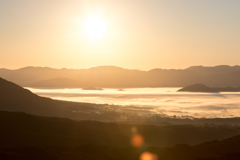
[
  {"left": 140, "top": 152, "right": 158, "bottom": 160},
  {"left": 131, "top": 127, "right": 137, "bottom": 133},
  {"left": 131, "top": 133, "right": 144, "bottom": 148}
]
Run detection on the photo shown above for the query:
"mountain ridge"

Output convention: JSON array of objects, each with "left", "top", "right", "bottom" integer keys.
[{"left": 1, "top": 65, "right": 240, "bottom": 88}]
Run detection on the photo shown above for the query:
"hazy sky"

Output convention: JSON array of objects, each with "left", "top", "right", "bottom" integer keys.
[{"left": 1, "top": 0, "right": 240, "bottom": 70}]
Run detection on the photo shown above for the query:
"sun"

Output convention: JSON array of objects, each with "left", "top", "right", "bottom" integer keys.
[{"left": 83, "top": 15, "right": 107, "bottom": 40}]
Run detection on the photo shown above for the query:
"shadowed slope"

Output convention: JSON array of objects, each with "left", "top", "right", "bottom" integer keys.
[
  {"left": 0, "top": 77, "right": 105, "bottom": 119},
  {"left": 0, "top": 77, "right": 56, "bottom": 114}
]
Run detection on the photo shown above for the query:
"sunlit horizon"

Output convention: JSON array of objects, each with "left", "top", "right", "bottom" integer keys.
[{"left": 1, "top": 0, "right": 240, "bottom": 70}]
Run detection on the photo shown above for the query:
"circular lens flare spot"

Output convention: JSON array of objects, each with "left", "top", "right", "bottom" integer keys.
[
  {"left": 140, "top": 152, "right": 158, "bottom": 160},
  {"left": 131, "top": 133, "right": 144, "bottom": 148},
  {"left": 131, "top": 127, "right": 138, "bottom": 133}
]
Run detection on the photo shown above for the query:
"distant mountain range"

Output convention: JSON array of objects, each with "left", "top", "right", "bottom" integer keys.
[{"left": 1, "top": 65, "right": 240, "bottom": 88}]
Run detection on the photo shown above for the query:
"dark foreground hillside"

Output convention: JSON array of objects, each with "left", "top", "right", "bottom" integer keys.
[
  {"left": 2, "top": 111, "right": 240, "bottom": 147},
  {"left": 1, "top": 111, "right": 240, "bottom": 159},
  {"left": 2, "top": 142, "right": 240, "bottom": 160}
]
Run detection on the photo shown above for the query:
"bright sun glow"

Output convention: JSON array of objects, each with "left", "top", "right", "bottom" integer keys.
[{"left": 83, "top": 15, "right": 107, "bottom": 40}]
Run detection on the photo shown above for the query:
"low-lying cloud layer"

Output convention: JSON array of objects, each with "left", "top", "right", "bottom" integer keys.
[{"left": 27, "top": 87, "right": 240, "bottom": 118}]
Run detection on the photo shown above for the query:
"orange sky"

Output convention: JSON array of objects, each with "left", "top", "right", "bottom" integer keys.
[{"left": 1, "top": 0, "right": 240, "bottom": 70}]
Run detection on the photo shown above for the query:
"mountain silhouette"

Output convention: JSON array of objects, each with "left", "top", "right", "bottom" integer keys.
[
  {"left": 0, "top": 77, "right": 55, "bottom": 114},
  {"left": 186, "top": 65, "right": 240, "bottom": 76},
  {"left": 0, "top": 77, "right": 109, "bottom": 119},
  {"left": 2, "top": 65, "right": 240, "bottom": 88},
  {"left": 178, "top": 84, "right": 240, "bottom": 92},
  {"left": 178, "top": 84, "right": 218, "bottom": 92}
]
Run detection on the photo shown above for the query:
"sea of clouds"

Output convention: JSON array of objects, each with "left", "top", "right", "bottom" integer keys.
[{"left": 27, "top": 87, "right": 240, "bottom": 118}]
